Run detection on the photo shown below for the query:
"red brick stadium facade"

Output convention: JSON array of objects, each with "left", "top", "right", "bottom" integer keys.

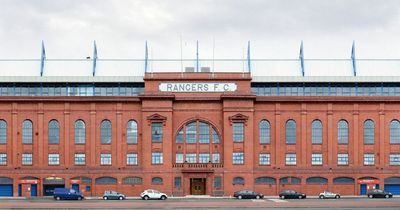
[{"left": 1, "top": 72, "right": 400, "bottom": 197}]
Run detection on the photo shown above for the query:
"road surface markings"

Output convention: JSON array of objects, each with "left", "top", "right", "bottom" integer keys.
[{"left": 268, "top": 198, "right": 288, "bottom": 202}]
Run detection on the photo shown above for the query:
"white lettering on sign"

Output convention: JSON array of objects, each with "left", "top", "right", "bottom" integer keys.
[{"left": 159, "top": 83, "right": 237, "bottom": 92}]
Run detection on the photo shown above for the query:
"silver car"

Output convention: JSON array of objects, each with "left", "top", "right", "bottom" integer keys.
[{"left": 319, "top": 191, "right": 340, "bottom": 199}]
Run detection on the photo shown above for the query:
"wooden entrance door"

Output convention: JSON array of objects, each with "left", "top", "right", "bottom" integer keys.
[{"left": 190, "top": 178, "right": 206, "bottom": 195}]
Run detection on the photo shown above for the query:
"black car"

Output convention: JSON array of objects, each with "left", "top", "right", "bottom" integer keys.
[
  {"left": 367, "top": 189, "right": 393, "bottom": 198},
  {"left": 279, "top": 190, "right": 306, "bottom": 199},
  {"left": 233, "top": 190, "right": 264, "bottom": 199}
]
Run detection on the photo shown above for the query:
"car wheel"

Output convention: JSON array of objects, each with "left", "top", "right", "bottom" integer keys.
[
  {"left": 280, "top": 195, "right": 285, "bottom": 199},
  {"left": 160, "top": 195, "right": 167, "bottom": 200},
  {"left": 335, "top": 195, "right": 340, "bottom": 199},
  {"left": 103, "top": 196, "right": 108, "bottom": 200},
  {"left": 255, "top": 195, "right": 260, "bottom": 199},
  {"left": 238, "top": 195, "right": 242, "bottom": 199},
  {"left": 385, "top": 194, "right": 390, "bottom": 199},
  {"left": 368, "top": 194, "right": 373, "bottom": 198},
  {"left": 55, "top": 196, "right": 61, "bottom": 201},
  {"left": 319, "top": 195, "right": 324, "bottom": 199},
  {"left": 143, "top": 195, "right": 150, "bottom": 200},
  {"left": 119, "top": 196, "right": 124, "bottom": 200},
  {"left": 78, "top": 197, "right": 82, "bottom": 200},
  {"left": 298, "top": 195, "right": 302, "bottom": 199}
]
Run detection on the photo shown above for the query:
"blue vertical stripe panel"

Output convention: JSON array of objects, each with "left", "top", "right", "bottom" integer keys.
[
  {"left": 299, "top": 41, "right": 305, "bottom": 76},
  {"left": 40, "top": 40, "right": 46, "bottom": 77},
  {"left": 247, "top": 41, "right": 251, "bottom": 73},
  {"left": 0, "top": 185, "right": 13, "bottom": 196},
  {"left": 384, "top": 184, "right": 400, "bottom": 195},
  {"left": 351, "top": 41, "right": 357, "bottom": 76},
  {"left": 92, "top": 40, "right": 98, "bottom": 77}
]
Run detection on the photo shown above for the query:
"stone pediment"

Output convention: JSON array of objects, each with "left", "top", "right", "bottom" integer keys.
[
  {"left": 147, "top": 113, "right": 167, "bottom": 125},
  {"left": 228, "top": 113, "right": 249, "bottom": 125}
]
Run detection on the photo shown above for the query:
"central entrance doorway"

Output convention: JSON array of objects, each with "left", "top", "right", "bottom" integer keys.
[{"left": 190, "top": 178, "right": 206, "bottom": 195}]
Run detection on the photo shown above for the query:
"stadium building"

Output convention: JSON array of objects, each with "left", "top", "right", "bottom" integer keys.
[{"left": 1, "top": 43, "right": 400, "bottom": 197}]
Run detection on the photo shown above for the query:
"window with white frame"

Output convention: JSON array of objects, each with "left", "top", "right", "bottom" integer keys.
[
  {"left": 285, "top": 153, "right": 296, "bottom": 165},
  {"left": 22, "top": 153, "right": 32, "bottom": 165},
  {"left": 127, "top": 153, "right": 138, "bottom": 165},
  {"left": 233, "top": 123, "right": 244, "bottom": 142},
  {"left": 364, "top": 154, "right": 375, "bottom": 165},
  {"left": 0, "top": 153, "right": 6, "bottom": 165},
  {"left": 389, "top": 154, "right": 400, "bottom": 165},
  {"left": 101, "top": 154, "right": 112, "bottom": 165},
  {"left": 337, "top": 153, "right": 349, "bottom": 165},
  {"left": 74, "top": 153, "right": 85, "bottom": 165},
  {"left": 48, "top": 154, "right": 60, "bottom": 165},
  {"left": 232, "top": 152, "right": 244, "bottom": 164},
  {"left": 311, "top": 153, "right": 323, "bottom": 165},
  {"left": 151, "top": 152, "right": 163, "bottom": 164},
  {"left": 259, "top": 153, "right": 270, "bottom": 165},
  {"left": 199, "top": 153, "right": 210, "bottom": 163},
  {"left": 185, "top": 153, "right": 197, "bottom": 163},
  {"left": 212, "top": 153, "right": 220, "bottom": 163},
  {"left": 175, "top": 153, "right": 184, "bottom": 163}
]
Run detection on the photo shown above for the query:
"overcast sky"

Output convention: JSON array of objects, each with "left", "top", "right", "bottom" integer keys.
[{"left": 0, "top": 0, "right": 400, "bottom": 76}]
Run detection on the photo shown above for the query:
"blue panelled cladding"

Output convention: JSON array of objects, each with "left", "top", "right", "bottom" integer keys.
[{"left": 252, "top": 83, "right": 400, "bottom": 96}]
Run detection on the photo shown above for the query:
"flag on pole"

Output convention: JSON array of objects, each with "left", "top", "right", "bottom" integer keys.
[
  {"left": 351, "top": 41, "right": 357, "bottom": 76},
  {"left": 196, "top": 40, "right": 199, "bottom": 72},
  {"left": 92, "top": 41, "right": 98, "bottom": 77},
  {"left": 299, "top": 41, "right": 305, "bottom": 77},
  {"left": 247, "top": 41, "right": 251, "bottom": 73},
  {"left": 145, "top": 41, "right": 148, "bottom": 73},
  {"left": 40, "top": 40, "right": 46, "bottom": 77}
]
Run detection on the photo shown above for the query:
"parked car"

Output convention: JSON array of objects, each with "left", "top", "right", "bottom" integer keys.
[
  {"left": 367, "top": 189, "right": 393, "bottom": 198},
  {"left": 279, "top": 190, "right": 306, "bottom": 199},
  {"left": 233, "top": 190, "right": 264, "bottom": 199},
  {"left": 140, "top": 189, "right": 168, "bottom": 200},
  {"left": 319, "top": 191, "right": 340, "bottom": 199},
  {"left": 103, "top": 190, "right": 126, "bottom": 200},
  {"left": 53, "top": 188, "right": 84, "bottom": 200}
]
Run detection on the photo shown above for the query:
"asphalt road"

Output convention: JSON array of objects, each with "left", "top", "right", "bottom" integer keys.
[{"left": 1, "top": 197, "right": 400, "bottom": 209}]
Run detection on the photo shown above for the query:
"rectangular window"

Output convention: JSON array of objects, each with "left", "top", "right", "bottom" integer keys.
[
  {"left": 233, "top": 123, "right": 244, "bottom": 142},
  {"left": 232, "top": 152, "right": 244, "bottom": 164},
  {"left": 311, "top": 153, "right": 323, "bottom": 165},
  {"left": 390, "top": 154, "right": 400, "bottom": 166},
  {"left": 0, "top": 153, "right": 6, "bottom": 165},
  {"left": 127, "top": 153, "right": 138, "bottom": 165},
  {"left": 214, "top": 176, "right": 222, "bottom": 190},
  {"left": 175, "top": 153, "right": 184, "bottom": 163},
  {"left": 199, "top": 123, "right": 210, "bottom": 144},
  {"left": 212, "top": 153, "right": 220, "bottom": 163},
  {"left": 185, "top": 153, "right": 197, "bottom": 163},
  {"left": 100, "top": 154, "right": 112, "bottom": 165},
  {"left": 364, "top": 154, "right": 375, "bottom": 165},
  {"left": 285, "top": 153, "right": 296, "bottom": 165},
  {"left": 199, "top": 153, "right": 210, "bottom": 163},
  {"left": 151, "top": 123, "right": 163, "bottom": 142},
  {"left": 48, "top": 154, "right": 60, "bottom": 165},
  {"left": 22, "top": 153, "right": 33, "bottom": 165},
  {"left": 259, "top": 153, "right": 270, "bottom": 165},
  {"left": 151, "top": 152, "right": 163, "bottom": 164},
  {"left": 174, "top": 177, "right": 182, "bottom": 189},
  {"left": 338, "top": 153, "right": 349, "bottom": 165},
  {"left": 74, "top": 153, "right": 86, "bottom": 165}
]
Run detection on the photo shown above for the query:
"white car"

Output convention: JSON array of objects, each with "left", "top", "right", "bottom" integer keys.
[
  {"left": 140, "top": 189, "right": 168, "bottom": 200},
  {"left": 319, "top": 191, "right": 340, "bottom": 199}
]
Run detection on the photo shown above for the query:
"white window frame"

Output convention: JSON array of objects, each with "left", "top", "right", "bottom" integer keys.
[
  {"left": 311, "top": 153, "right": 323, "bottom": 165},
  {"left": 48, "top": 153, "right": 60, "bottom": 165},
  {"left": 337, "top": 153, "right": 349, "bottom": 165},
  {"left": 101, "top": 153, "right": 112, "bottom": 165},
  {"left": 259, "top": 153, "right": 270, "bottom": 165},
  {"left": 364, "top": 154, "right": 375, "bottom": 165},
  {"left": 285, "top": 153, "right": 296, "bottom": 165}
]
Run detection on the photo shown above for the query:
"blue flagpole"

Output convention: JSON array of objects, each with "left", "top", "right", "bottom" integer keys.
[
  {"left": 351, "top": 41, "right": 357, "bottom": 76},
  {"left": 247, "top": 41, "right": 251, "bottom": 74},
  {"left": 196, "top": 40, "right": 199, "bottom": 72},
  {"left": 92, "top": 41, "right": 97, "bottom": 77},
  {"left": 145, "top": 41, "right": 148, "bottom": 73},
  {"left": 40, "top": 40, "right": 46, "bottom": 77},
  {"left": 299, "top": 41, "right": 305, "bottom": 77}
]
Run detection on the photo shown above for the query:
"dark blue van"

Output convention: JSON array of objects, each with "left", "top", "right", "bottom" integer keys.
[{"left": 53, "top": 188, "right": 84, "bottom": 200}]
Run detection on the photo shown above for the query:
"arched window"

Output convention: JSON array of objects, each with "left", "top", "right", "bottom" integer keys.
[
  {"left": 74, "top": 120, "right": 85, "bottom": 144},
  {"left": 176, "top": 121, "right": 220, "bottom": 144},
  {"left": 259, "top": 120, "right": 270, "bottom": 144},
  {"left": 151, "top": 177, "right": 163, "bottom": 185},
  {"left": 101, "top": 120, "right": 112, "bottom": 144},
  {"left": 22, "top": 120, "right": 33, "bottom": 144},
  {"left": 127, "top": 120, "right": 138, "bottom": 144},
  {"left": 338, "top": 120, "right": 348, "bottom": 144},
  {"left": 390, "top": 120, "right": 400, "bottom": 144},
  {"left": 48, "top": 120, "right": 60, "bottom": 144},
  {"left": 123, "top": 177, "right": 142, "bottom": 184},
  {"left": 279, "top": 176, "right": 301, "bottom": 184},
  {"left": 0, "top": 120, "right": 6, "bottom": 144},
  {"left": 285, "top": 120, "right": 296, "bottom": 144},
  {"left": 255, "top": 177, "right": 276, "bottom": 184},
  {"left": 232, "top": 177, "right": 245, "bottom": 185},
  {"left": 333, "top": 177, "right": 354, "bottom": 184},
  {"left": 95, "top": 176, "right": 117, "bottom": 184},
  {"left": 312, "top": 120, "right": 322, "bottom": 144},
  {"left": 364, "top": 120, "right": 375, "bottom": 144},
  {"left": 306, "top": 177, "right": 328, "bottom": 184}
]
